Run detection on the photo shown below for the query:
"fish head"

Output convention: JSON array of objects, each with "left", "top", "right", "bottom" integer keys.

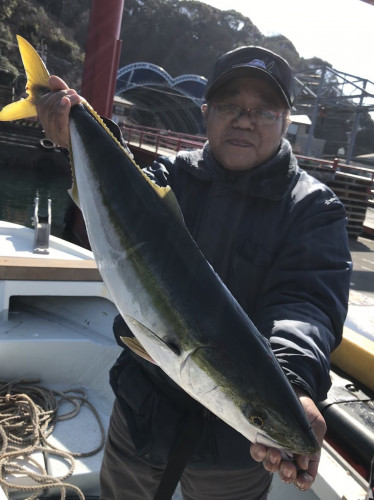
[
  {"left": 239, "top": 395, "right": 319, "bottom": 455},
  {"left": 179, "top": 342, "right": 319, "bottom": 456}
]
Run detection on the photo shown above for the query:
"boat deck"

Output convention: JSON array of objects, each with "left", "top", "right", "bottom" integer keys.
[
  {"left": 0, "top": 223, "right": 373, "bottom": 500},
  {"left": 0, "top": 295, "right": 121, "bottom": 499},
  {"left": 0, "top": 222, "right": 122, "bottom": 498}
]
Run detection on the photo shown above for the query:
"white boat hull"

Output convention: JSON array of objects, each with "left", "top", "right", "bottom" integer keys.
[
  {"left": 0, "top": 221, "right": 371, "bottom": 499},
  {"left": 0, "top": 222, "right": 121, "bottom": 498}
]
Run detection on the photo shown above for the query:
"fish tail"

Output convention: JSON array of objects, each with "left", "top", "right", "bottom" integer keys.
[{"left": 0, "top": 35, "right": 50, "bottom": 121}]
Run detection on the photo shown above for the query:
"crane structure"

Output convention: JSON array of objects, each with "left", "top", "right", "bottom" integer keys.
[{"left": 294, "top": 65, "right": 374, "bottom": 162}]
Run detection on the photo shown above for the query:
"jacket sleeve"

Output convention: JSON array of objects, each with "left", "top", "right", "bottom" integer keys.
[{"left": 255, "top": 185, "right": 352, "bottom": 402}]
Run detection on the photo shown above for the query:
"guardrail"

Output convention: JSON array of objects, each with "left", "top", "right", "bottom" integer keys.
[
  {"left": 121, "top": 124, "right": 205, "bottom": 155},
  {"left": 121, "top": 125, "right": 374, "bottom": 238}
]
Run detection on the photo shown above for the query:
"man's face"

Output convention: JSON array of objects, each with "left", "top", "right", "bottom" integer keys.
[{"left": 203, "top": 77, "right": 289, "bottom": 171}]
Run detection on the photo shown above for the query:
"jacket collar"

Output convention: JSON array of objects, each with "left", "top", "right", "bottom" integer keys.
[{"left": 175, "top": 139, "right": 299, "bottom": 201}]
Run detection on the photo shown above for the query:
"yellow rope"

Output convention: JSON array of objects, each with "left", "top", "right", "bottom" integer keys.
[{"left": 0, "top": 379, "right": 105, "bottom": 499}]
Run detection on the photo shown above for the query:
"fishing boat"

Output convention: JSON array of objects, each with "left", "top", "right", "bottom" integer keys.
[
  {"left": 1, "top": 0, "right": 373, "bottom": 496},
  {"left": 0, "top": 203, "right": 373, "bottom": 500},
  {"left": 0, "top": 210, "right": 121, "bottom": 499}
]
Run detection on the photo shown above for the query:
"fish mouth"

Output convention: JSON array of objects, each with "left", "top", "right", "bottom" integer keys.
[
  {"left": 255, "top": 431, "right": 318, "bottom": 455},
  {"left": 255, "top": 431, "right": 288, "bottom": 449}
]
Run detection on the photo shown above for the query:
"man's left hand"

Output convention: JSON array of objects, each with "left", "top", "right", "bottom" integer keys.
[{"left": 250, "top": 388, "right": 326, "bottom": 491}]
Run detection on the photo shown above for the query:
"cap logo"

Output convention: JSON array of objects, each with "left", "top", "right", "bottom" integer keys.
[{"left": 247, "top": 59, "right": 267, "bottom": 70}]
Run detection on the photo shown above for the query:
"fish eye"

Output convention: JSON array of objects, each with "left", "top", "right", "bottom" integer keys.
[
  {"left": 242, "top": 405, "right": 265, "bottom": 428},
  {"left": 250, "top": 415, "right": 264, "bottom": 428}
]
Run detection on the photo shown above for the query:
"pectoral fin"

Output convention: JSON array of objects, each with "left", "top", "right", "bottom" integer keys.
[
  {"left": 121, "top": 313, "right": 182, "bottom": 364},
  {"left": 120, "top": 336, "right": 157, "bottom": 365}
]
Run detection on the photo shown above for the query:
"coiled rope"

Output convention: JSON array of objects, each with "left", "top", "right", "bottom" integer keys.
[{"left": 0, "top": 379, "right": 105, "bottom": 500}]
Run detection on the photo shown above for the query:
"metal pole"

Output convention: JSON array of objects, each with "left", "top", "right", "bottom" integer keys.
[
  {"left": 80, "top": 0, "right": 125, "bottom": 118},
  {"left": 346, "top": 80, "right": 367, "bottom": 164},
  {"left": 305, "top": 65, "right": 326, "bottom": 157}
]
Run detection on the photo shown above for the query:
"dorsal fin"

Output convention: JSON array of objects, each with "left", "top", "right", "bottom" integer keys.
[{"left": 81, "top": 100, "right": 186, "bottom": 225}]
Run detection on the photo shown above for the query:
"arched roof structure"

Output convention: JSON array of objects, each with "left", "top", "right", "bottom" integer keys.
[{"left": 116, "top": 62, "right": 207, "bottom": 134}]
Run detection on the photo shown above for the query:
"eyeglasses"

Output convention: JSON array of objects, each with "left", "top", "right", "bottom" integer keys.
[{"left": 211, "top": 103, "right": 286, "bottom": 125}]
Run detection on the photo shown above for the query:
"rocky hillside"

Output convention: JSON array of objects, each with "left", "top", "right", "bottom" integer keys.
[{"left": 0, "top": 0, "right": 328, "bottom": 91}]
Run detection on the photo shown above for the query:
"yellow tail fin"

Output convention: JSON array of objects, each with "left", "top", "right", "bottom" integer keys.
[{"left": 0, "top": 35, "right": 50, "bottom": 121}]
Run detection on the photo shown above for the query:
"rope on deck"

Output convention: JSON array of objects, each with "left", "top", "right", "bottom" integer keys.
[{"left": 0, "top": 379, "right": 105, "bottom": 500}]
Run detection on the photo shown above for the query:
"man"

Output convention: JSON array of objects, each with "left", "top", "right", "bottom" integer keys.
[{"left": 37, "top": 46, "right": 352, "bottom": 499}]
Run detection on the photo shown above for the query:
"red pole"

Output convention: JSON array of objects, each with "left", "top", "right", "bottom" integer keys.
[{"left": 80, "top": 0, "right": 125, "bottom": 118}]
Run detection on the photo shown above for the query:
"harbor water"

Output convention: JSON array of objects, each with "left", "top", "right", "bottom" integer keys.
[{"left": 0, "top": 159, "right": 73, "bottom": 239}]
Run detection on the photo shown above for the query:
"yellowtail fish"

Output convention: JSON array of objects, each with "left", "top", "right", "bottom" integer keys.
[{"left": 0, "top": 36, "right": 318, "bottom": 455}]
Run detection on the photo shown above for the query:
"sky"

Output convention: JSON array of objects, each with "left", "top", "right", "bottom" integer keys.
[{"left": 200, "top": 0, "right": 374, "bottom": 87}]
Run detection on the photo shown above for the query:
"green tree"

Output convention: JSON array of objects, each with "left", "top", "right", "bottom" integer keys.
[{"left": 0, "top": 0, "right": 18, "bottom": 21}]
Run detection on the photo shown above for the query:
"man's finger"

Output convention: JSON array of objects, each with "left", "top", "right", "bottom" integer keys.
[
  {"left": 295, "top": 470, "right": 314, "bottom": 491},
  {"left": 294, "top": 451, "right": 320, "bottom": 490},
  {"left": 250, "top": 443, "right": 267, "bottom": 462},
  {"left": 279, "top": 460, "right": 297, "bottom": 484},
  {"left": 48, "top": 75, "right": 69, "bottom": 91}
]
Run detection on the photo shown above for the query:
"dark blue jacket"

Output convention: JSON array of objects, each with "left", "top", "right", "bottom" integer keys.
[{"left": 111, "top": 139, "right": 352, "bottom": 469}]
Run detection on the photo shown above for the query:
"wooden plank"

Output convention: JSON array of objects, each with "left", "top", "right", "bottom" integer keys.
[{"left": 0, "top": 257, "right": 102, "bottom": 281}]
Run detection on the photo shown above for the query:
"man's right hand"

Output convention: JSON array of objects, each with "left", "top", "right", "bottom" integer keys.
[{"left": 37, "top": 75, "right": 83, "bottom": 148}]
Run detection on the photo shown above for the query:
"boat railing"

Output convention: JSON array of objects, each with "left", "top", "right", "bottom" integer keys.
[{"left": 121, "top": 124, "right": 206, "bottom": 155}]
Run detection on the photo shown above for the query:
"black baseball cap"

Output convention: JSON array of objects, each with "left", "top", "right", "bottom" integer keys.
[{"left": 205, "top": 46, "right": 294, "bottom": 108}]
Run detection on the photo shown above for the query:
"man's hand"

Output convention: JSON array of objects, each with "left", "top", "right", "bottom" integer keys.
[
  {"left": 250, "top": 388, "right": 326, "bottom": 491},
  {"left": 37, "top": 75, "right": 83, "bottom": 148}
]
